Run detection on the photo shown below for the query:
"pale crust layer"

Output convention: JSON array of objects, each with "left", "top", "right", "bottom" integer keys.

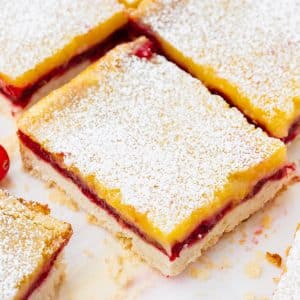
[{"left": 20, "top": 142, "right": 294, "bottom": 276}]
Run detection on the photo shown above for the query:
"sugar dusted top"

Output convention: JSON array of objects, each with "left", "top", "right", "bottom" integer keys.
[
  {"left": 19, "top": 38, "right": 286, "bottom": 245},
  {"left": 0, "top": 0, "right": 124, "bottom": 80},
  {"left": 134, "top": 0, "right": 300, "bottom": 138},
  {"left": 0, "top": 190, "right": 72, "bottom": 300},
  {"left": 274, "top": 227, "right": 300, "bottom": 299}
]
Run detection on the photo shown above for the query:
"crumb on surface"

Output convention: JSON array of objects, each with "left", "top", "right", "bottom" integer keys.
[
  {"left": 239, "top": 238, "right": 246, "bottom": 245},
  {"left": 86, "top": 214, "right": 99, "bottom": 225},
  {"left": 83, "top": 249, "right": 94, "bottom": 258},
  {"left": 239, "top": 228, "right": 248, "bottom": 245},
  {"left": 261, "top": 215, "right": 272, "bottom": 229},
  {"left": 273, "top": 277, "right": 280, "bottom": 284},
  {"left": 255, "top": 250, "right": 265, "bottom": 261},
  {"left": 115, "top": 233, "right": 135, "bottom": 251},
  {"left": 188, "top": 266, "right": 211, "bottom": 280},
  {"left": 197, "top": 256, "right": 215, "bottom": 270},
  {"left": 217, "top": 256, "right": 232, "bottom": 270},
  {"left": 105, "top": 253, "right": 134, "bottom": 288},
  {"left": 265, "top": 252, "right": 282, "bottom": 268},
  {"left": 244, "top": 293, "right": 269, "bottom": 300},
  {"left": 244, "top": 261, "right": 262, "bottom": 279},
  {"left": 110, "top": 281, "right": 150, "bottom": 300},
  {"left": 244, "top": 292, "right": 256, "bottom": 300},
  {"left": 104, "top": 244, "right": 142, "bottom": 288},
  {"left": 48, "top": 186, "right": 78, "bottom": 211},
  {"left": 103, "top": 234, "right": 151, "bottom": 300}
]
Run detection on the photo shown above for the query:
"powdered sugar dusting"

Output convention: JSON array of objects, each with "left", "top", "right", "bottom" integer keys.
[
  {"left": 24, "top": 39, "right": 284, "bottom": 234},
  {"left": 273, "top": 228, "right": 300, "bottom": 299},
  {"left": 136, "top": 0, "right": 300, "bottom": 135},
  {"left": 0, "top": 190, "right": 71, "bottom": 299},
  {"left": 0, "top": 0, "right": 124, "bottom": 79}
]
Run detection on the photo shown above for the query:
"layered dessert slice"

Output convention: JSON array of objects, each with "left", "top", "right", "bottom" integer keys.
[
  {"left": 274, "top": 225, "right": 300, "bottom": 299},
  {"left": 132, "top": 0, "right": 300, "bottom": 142},
  {"left": 17, "top": 37, "right": 295, "bottom": 276},
  {"left": 0, "top": 189, "right": 72, "bottom": 300},
  {"left": 0, "top": 0, "right": 127, "bottom": 106}
]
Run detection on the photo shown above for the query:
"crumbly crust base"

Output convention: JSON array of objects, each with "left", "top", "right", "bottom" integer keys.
[{"left": 20, "top": 142, "right": 295, "bottom": 276}]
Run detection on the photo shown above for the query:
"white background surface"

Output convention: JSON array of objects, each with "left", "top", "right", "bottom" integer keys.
[{"left": 1, "top": 77, "right": 300, "bottom": 300}]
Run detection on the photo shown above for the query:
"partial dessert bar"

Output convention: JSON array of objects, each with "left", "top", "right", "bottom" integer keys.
[
  {"left": 18, "top": 37, "right": 295, "bottom": 276},
  {"left": 273, "top": 225, "right": 300, "bottom": 299},
  {"left": 0, "top": 189, "right": 72, "bottom": 300},
  {"left": 132, "top": 0, "right": 300, "bottom": 141},
  {"left": 0, "top": 0, "right": 127, "bottom": 106}
]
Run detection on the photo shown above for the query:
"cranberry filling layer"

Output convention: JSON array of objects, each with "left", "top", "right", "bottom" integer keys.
[
  {"left": 18, "top": 131, "right": 294, "bottom": 261},
  {"left": 0, "top": 27, "right": 130, "bottom": 107},
  {"left": 23, "top": 238, "right": 70, "bottom": 300}
]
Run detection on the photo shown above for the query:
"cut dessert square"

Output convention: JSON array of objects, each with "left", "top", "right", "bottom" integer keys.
[
  {"left": 273, "top": 225, "right": 300, "bottom": 299},
  {"left": 17, "top": 37, "right": 295, "bottom": 276},
  {"left": 0, "top": 0, "right": 127, "bottom": 106},
  {"left": 0, "top": 189, "right": 72, "bottom": 300},
  {"left": 132, "top": 0, "right": 300, "bottom": 141}
]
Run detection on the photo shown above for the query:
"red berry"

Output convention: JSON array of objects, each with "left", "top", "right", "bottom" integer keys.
[
  {"left": 134, "top": 41, "right": 154, "bottom": 59},
  {"left": 0, "top": 145, "right": 10, "bottom": 181}
]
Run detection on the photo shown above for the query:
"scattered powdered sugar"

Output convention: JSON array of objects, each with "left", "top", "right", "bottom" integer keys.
[
  {"left": 136, "top": 0, "right": 300, "bottom": 133},
  {"left": 0, "top": 0, "right": 124, "bottom": 79},
  {"left": 24, "top": 39, "right": 284, "bottom": 235},
  {"left": 0, "top": 190, "right": 70, "bottom": 299},
  {"left": 273, "top": 227, "right": 300, "bottom": 299}
]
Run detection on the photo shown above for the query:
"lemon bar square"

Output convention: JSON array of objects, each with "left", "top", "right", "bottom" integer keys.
[
  {"left": 18, "top": 37, "right": 295, "bottom": 276},
  {"left": 132, "top": 0, "right": 300, "bottom": 141}
]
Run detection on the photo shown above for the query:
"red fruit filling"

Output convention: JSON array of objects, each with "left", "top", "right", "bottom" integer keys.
[
  {"left": 0, "top": 27, "right": 130, "bottom": 107},
  {"left": 18, "top": 130, "right": 294, "bottom": 261},
  {"left": 133, "top": 40, "right": 154, "bottom": 59},
  {"left": 0, "top": 145, "right": 10, "bottom": 181}
]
